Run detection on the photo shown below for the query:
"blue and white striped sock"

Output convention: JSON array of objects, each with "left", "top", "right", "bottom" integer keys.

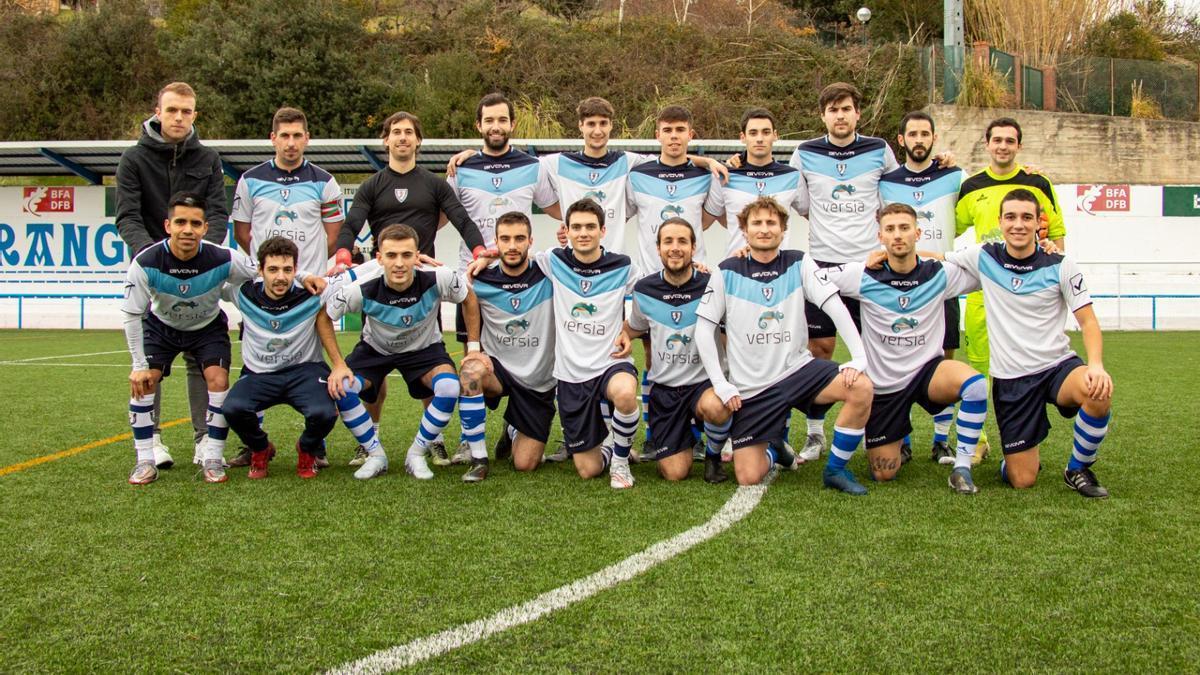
[
  {"left": 204, "top": 390, "right": 229, "bottom": 460},
  {"left": 704, "top": 418, "right": 731, "bottom": 458},
  {"left": 459, "top": 394, "right": 487, "bottom": 460},
  {"left": 599, "top": 445, "right": 613, "bottom": 472},
  {"left": 335, "top": 376, "right": 382, "bottom": 455},
  {"left": 411, "top": 373, "right": 459, "bottom": 458},
  {"left": 641, "top": 372, "right": 652, "bottom": 443},
  {"left": 825, "top": 426, "right": 865, "bottom": 472},
  {"left": 954, "top": 375, "right": 988, "bottom": 469},
  {"left": 611, "top": 405, "right": 640, "bottom": 459},
  {"left": 256, "top": 410, "right": 265, "bottom": 430},
  {"left": 933, "top": 405, "right": 955, "bottom": 444},
  {"left": 129, "top": 393, "right": 156, "bottom": 463},
  {"left": 1068, "top": 410, "right": 1110, "bottom": 471}
]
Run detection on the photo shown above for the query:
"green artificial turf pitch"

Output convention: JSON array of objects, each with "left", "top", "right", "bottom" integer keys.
[{"left": 0, "top": 329, "right": 1197, "bottom": 672}]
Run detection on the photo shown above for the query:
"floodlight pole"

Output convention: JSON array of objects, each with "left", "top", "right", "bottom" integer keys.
[{"left": 944, "top": 0, "right": 966, "bottom": 102}]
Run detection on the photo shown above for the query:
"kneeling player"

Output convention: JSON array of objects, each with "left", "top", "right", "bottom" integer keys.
[
  {"left": 695, "top": 197, "right": 874, "bottom": 492},
  {"left": 123, "top": 192, "right": 321, "bottom": 484},
  {"left": 220, "top": 237, "right": 347, "bottom": 479},
  {"left": 616, "top": 217, "right": 730, "bottom": 483},
  {"left": 324, "top": 224, "right": 480, "bottom": 481},
  {"left": 829, "top": 204, "right": 987, "bottom": 493},
  {"left": 459, "top": 212, "right": 557, "bottom": 474},
  {"left": 944, "top": 190, "right": 1113, "bottom": 497},
  {"left": 472, "top": 199, "right": 641, "bottom": 488}
]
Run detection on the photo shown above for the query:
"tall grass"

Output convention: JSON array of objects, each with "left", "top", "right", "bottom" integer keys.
[{"left": 966, "top": 0, "right": 1132, "bottom": 65}]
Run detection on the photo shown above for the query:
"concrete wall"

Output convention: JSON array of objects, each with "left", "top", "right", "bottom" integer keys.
[{"left": 927, "top": 104, "right": 1200, "bottom": 185}]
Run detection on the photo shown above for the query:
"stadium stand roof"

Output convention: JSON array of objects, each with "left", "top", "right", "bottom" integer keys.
[{"left": 0, "top": 139, "right": 804, "bottom": 183}]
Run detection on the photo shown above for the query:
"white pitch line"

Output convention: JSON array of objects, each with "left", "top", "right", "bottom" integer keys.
[
  {"left": 1, "top": 349, "right": 128, "bottom": 363},
  {"left": 327, "top": 472, "right": 774, "bottom": 675}
]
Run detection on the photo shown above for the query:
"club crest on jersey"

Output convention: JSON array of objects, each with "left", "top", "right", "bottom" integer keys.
[
  {"left": 913, "top": 190, "right": 924, "bottom": 202},
  {"left": 836, "top": 163, "right": 847, "bottom": 176},
  {"left": 269, "top": 319, "right": 281, "bottom": 330},
  {"left": 492, "top": 177, "right": 503, "bottom": 190},
  {"left": 394, "top": 188, "right": 409, "bottom": 203},
  {"left": 510, "top": 297, "right": 521, "bottom": 311},
  {"left": 762, "top": 287, "right": 774, "bottom": 301},
  {"left": 670, "top": 310, "right": 683, "bottom": 324},
  {"left": 402, "top": 315, "right": 414, "bottom": 327},
  {"left": 755, "top": 180, "right": 766, "bottom": 193},
  {"left": 898, "top": 296, "right": 911, "bottom": 310},
  {"left": 666, "top": 183, "right": 677, "bottom": 197},
  {"left": 280, "top": 188, "right": 291, "bottom": 202},
  {"left": 588, "top": 171, "right": 601, "bottom": 184},
  {"left": 1011, "top": 278, "right": 1024, "bottom": 291},
  {"left": 177, "top": 283, "right": 190, "bottom": 295},
  {"left": 580, "top": 279, "right": 592, "bottom": 293}
]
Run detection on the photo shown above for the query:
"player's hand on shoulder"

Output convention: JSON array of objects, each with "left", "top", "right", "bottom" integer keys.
[
  {"left": 734, "top": 245, "right": 751, "bottom": 259},
  {"left": 692, "top": 260, "right": 711, "bottom": 274},
  {"left": 726, "top": 153, "right": 743, "bottom": 169},
  {"left": 303, "top": 276, "right": 327, "bottom": 295},
  {"left": 556, "top": 224, "right": 568, "bottom": 247},
  {"left": 934, "top": 151, "right": 956, "bottom": 169},
  {"left": 445, "top": 148, "right": 475, "bottom": 178},
  {"left": 865, "top": 250, "right": 888, "bottom": 269},
  {"left": 327, "top": 248, "right": 353, "bottom": 276},
  {"left": 466, "top": 256, "right": 494, "bottom": 279},
  {"left": 707, "top": 160, "right": 730, "bottom": 184},
  {"left": 418, "top": 253, "right": 443, "bottom": 267}
]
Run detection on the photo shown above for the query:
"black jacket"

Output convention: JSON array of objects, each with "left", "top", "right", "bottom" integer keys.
[{"left": 115, "top": 117, "right": 228, "bottom": 254}]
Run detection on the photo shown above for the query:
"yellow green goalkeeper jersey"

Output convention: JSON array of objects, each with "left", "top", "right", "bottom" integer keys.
[{"left": 955, "top": 165, "right": 1065, "bottom": 244}]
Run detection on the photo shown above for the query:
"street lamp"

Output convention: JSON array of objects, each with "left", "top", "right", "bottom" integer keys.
[{"left": 856, "top": 6, "right": 871, "bottom": 44}]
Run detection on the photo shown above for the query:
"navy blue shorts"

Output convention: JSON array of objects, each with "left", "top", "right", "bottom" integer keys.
[
  {"left": 224, "top": 361, "right": 338, "bottom": 454},
  {"left": 485, "top": 357, "right": 557, "bottom": 444},
  {"left": 345, "top": 340, "right": 455, "bottom": 403},
  {"left": 730, "top": 359, "right": 839, "bottom": 450},
  {"left": 806, "top": 261, "right": 863, "bottom": 339},
  {"left": 557, "top": 362, "right": 637, "bottom": 454},
  {"left": 993, "top": 356, "right": 1085, "bottom": 455},
  {"left": 142, "top": 312, "right": 231, "bottom": 376},
  {"left": 645, "top": 380, "right": 709, "bottom": 460},
  {"left": 942, "top": 298, "right": 961, "bottom": 351},
  {"left": 865, "top": 357, "right": 945, "bottom": 449}
]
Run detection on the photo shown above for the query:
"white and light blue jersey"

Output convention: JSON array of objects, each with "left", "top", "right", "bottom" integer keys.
[
  {"left": 123, "top": 240, "right": 259, "bottom": 331},
  {"left": 472, "top": 263, "right": 556, "bottom": 392},
  {"left": 827, "top": 259, "right": 977, "bottom": 393},
  {"left": 628, "top": 270, "right": 710, "bottom": 387},
  {"left": 945, "top": 244, "right": 1093, "bottom": 379},
  {"left": 232, "top": 159, "right": 343, "bottom": 275},
  {"left": 448, "top": 148, "right": 555, "bottom": 269},
  {"left": 226, "top": 279, "right": 325, "bottom": 373},
  {"left": 696, "top": 250, "right": 837, "bottom": 398},
  {"left": 789, "top": 134, "right": 899, "bottom": 263},
  {"left": 540, "top": 150, "right": 652, "bottom": 254},
  {"left": 703, "top": 160, "right": 808, "bottom": 256},
  {"left": 626, "top": 159, "right": 716, "bottom": 275},
  {"left": 879, "top": 162, "right": 963, "bottom": 254},
  {"left": 533, "top": 247, "right": 636, "bottom": 383},
  {"left": 325, "top": 267, "right": 468, "bottom": 355}
]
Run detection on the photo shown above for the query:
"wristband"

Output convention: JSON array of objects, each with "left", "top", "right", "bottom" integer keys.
[
  {"left": 472, "top": 246, "right": 487, "bottom": 260},
  {"left": 334, "top": 248, "right": 352, "bottom": 267},
  {"left": 466, "top": 341, "right": 481, "bottom": 353}
]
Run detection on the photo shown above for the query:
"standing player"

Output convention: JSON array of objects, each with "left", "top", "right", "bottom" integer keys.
[
  {"left": 879, "top": 111, "right": 966, "bottom": 465},
  {"left": 458, "top": 212, "right": 557, "bottom": 474},
  {"left": 323, "top": 224, "right": 483, "bottom": 481},
  {"left": 785, "top": 82, "right": 899, "bottom": 464},
  {"left": 626, "top": 105, "right": 720, "bottom": 275},
  {"left": 617, "top": 218, "right": 731, "bottom": 484},
  {"left": 944, "top": 190, "right": 1111, "bottom": 497},
  {"left": 827, "top": 204, "right": 987, "bottom": 493},
  {"left": 955, "top": 117, "right": 1066, "bottom": 463},
  {"left": 705, "top": 107, "right": 807, "bottom": 257},
  {"left": 220, "top": 237, "right": 344, "bottom": 479},
  {"left": 123, "top": 193, "right": 319, "bottom": 484},
  {"left": 331, "top": 111, "right": 487, "bottom": 466},
  {"left": 472, "top": 199, "right": 640, "bottom": 488},
  {"left": 232, "top": 107, "right": 344, "bottom": 276},
  {"left": 116, "top": 81, "right": 230, "bottom": 469},
  {"left": 695, "top": 196, "right": 874, "bottom": 492}
]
